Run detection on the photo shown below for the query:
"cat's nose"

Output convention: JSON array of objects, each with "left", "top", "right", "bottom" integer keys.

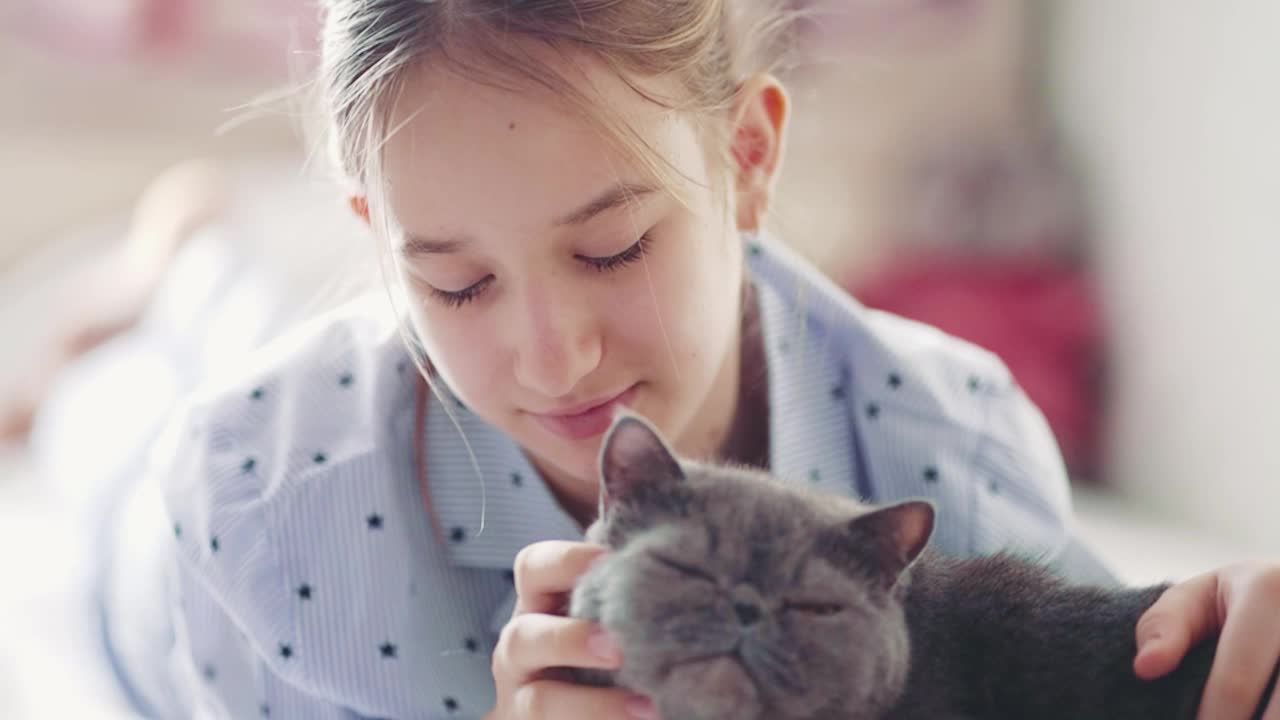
[{"left": 733, "top": 601, "right": 762, "bottom": 627}]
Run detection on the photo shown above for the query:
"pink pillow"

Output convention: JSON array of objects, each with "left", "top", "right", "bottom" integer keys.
[{"left": 847, "top": 251, "right": 1106, "bottom": 479}]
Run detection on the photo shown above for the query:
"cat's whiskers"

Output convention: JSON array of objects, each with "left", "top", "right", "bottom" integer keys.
[{"left": 741, "top": 637, "right": 806, "bottom": 695}]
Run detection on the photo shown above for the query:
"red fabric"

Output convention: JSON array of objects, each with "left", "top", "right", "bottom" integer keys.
[{"left": 847, "top": 252, "right": 1105, "bottom": 478}]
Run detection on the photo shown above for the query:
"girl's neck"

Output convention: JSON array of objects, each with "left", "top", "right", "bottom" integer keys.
[{"left": 715, "top": 281, "right": 770, "bottom": 470}]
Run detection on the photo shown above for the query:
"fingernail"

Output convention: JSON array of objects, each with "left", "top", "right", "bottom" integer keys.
[
  {"left": 626, "top": 695, "right": 658, "bottom": 720},
  {"left": 1135, "top": 646, "right": 1153, "bottom": 667},
  {"left": 1138, "top": 633, "right": 1159, "bottom": 654},
  {"left": 588, "top": 628, "right": 622, "bottom": 663},
  {"left": 1134, "top": 641, "right": 1163, "bottom": 669}
]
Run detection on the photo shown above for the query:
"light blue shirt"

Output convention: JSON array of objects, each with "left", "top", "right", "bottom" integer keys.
[{"left": 115, "top": 232, "right": 1111, "bottom": 719}]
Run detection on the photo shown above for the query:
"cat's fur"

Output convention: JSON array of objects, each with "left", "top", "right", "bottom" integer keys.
[{"left": 570, "top": 415, "right": 1275, "bottom": 720}]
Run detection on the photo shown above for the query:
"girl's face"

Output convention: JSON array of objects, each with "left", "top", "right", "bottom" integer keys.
[{"left": 375, "top": 52, "right": 773, "bottom": 494}]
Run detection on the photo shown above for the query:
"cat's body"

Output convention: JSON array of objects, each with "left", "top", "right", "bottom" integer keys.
[
  {"left": 571, "top": 416, "right": 1275, "bottom": 720},
  {"left": 887, "top": 553, "right": 1216, "bottom": 720}
]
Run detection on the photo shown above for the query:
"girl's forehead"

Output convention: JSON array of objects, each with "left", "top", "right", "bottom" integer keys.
[{"left": 379, "top": 54, "right": 708, "bottom": 242}]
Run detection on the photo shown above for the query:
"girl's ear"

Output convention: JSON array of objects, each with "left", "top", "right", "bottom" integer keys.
[
  {"left": 730, "top": 74, "right": 790, "bottom": 231},
  {"left": 348, "top": 195, "right": 371, "bottom": 225}
]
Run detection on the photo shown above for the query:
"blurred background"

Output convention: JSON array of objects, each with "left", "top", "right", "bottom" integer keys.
[{"left": 0, "top": 0, "right": 1276, "bottom": 717}]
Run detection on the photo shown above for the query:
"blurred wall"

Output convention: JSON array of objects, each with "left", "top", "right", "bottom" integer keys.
[
  {"left": 1047, "top": 1, "right": 1280, "bottom": 549},
  {"left": 775, "top": 0, "right": 1034, "bottom": 273},
  {"left": 0, "top": 2, "right": 310, "bottom": 271}
]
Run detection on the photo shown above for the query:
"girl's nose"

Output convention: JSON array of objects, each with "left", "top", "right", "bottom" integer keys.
[{"left": 512, "top": 284, "right": 601, "bottom": 399}]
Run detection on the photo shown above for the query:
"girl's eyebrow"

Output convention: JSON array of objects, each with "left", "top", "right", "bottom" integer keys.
[
  {"left": 553, "top": 182, "right": 657, "bottom": 227},
  {"left": 401, "top": 233, "right": 468, "bottom": 257},
  {"left": 400, "top": 236, "right": 465, "bottom": 258},
  {"left": 399, "top": 181, "right": 657, "bottom": 259}
]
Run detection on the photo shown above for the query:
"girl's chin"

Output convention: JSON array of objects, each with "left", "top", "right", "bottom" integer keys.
[{"left": 518, "top": 433, "right": 603, "bottom": 487}]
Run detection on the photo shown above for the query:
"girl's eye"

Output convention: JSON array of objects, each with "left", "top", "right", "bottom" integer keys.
[
  {"left": 430, "top": 275, "right": 493, "bottom": 308},
  {"left": 576, "top": 233, "right": 652, "bottom": 272},
  {"left": 427, "top": 233, "right": 652, "bottom": 308},
  {"left": 782, "top": 601, "right": 845, "bottom": 616}
]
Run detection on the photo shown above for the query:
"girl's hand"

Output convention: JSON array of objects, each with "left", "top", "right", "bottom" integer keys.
[
  {"left": 1134, "top": 562, "right": 1280, "bottom": 719},
  {"left": 485, "top": 541, "right": 658, "bottom": 720}
]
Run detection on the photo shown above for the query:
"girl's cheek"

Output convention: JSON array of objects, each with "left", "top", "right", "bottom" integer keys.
[{"left": 419, "top": 312, "right": 507, "bottom": 394}]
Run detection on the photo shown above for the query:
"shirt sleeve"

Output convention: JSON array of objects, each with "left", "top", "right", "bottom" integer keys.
[
  {"left": 1046, "top": 533, "right": 1120, "bottom": 587},
  {"left": 141, "top": 393, "right": 361, "bottom": 719},
  {"left": 967, "top": 374, "right": 1119, "bottom": 587},
  {"left": 169, "top": 558, "right": 357, "bottom": 719}
]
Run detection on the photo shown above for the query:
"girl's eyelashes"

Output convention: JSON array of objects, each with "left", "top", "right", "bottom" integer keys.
[
  {"left": 429, "top": 275, "right": 493, "bottom": 308},
  {"left": 426, "top": 233, "right": 654, "bottom": 308},
  {"left": 575, "top": 232, "right": 652, "bottom": 272}
]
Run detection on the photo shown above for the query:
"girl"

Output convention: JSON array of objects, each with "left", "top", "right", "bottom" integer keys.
[{"left": 105, "top": 1, "right": 1280, "bottom": 719}]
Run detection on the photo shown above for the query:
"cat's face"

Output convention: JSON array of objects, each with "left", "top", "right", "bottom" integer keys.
[{"left": 571, "top": 416, "right": 934, "bottom": 720}]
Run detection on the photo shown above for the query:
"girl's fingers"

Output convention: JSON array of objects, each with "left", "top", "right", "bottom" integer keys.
[
  {"left": 1134, "top": 573, "right": 1220, "bottom": 679},
  {"left": 495, "top": 613, "right": 622, "bottom": 685},
  {"left": 512, "top": 541, "right": 608, "bottom": 615},
  {"left": 1197, "top": 573, "right": 1280, "bottom": 720}
]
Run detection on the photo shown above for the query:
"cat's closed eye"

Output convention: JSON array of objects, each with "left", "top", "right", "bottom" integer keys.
[
  {"left": 782, "top": 601, "right": 846, "bottom": 616},
  {"left": 649, "top": 552, "right": 718, "bottom": 584}
]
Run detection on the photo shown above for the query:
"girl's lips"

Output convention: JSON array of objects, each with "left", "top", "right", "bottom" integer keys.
[{"left": 532, "top": 385, "right": 638, "bottom": 441}]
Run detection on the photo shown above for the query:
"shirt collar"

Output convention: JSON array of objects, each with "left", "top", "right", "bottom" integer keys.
[
  {"left": 424, "top": 391, "right": 583, "bottom": 571},
  {"left": 747, "top": 231, "right": 862, "bottom": 498}
]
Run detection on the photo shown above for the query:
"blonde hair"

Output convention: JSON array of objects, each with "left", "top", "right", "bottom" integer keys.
[{"left": 318, "top": 0, "right": 796, "bottom": 198}]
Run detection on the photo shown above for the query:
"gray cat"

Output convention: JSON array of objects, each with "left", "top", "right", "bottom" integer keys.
[{"left": 570, "top": 415, "right": 1275, "bottom": 720}]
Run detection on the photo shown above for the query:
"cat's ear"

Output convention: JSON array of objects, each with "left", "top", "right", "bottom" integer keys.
[
  {"left": 598, "top": 413, "right": 685, "bottom": 509},
  {"left": 839, "top": 500, "right": 935, "bottom": 585}
]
